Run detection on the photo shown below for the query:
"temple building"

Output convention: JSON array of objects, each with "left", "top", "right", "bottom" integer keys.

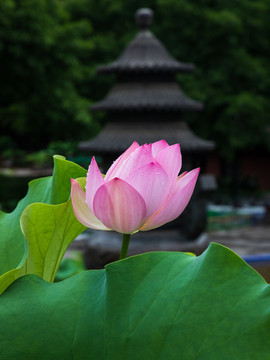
[
  {"left": 79, "top": 8, "right": 216, "bottom": 263},
  {"left": 79, "top": 8, "right": 214, "bottom": 171}
]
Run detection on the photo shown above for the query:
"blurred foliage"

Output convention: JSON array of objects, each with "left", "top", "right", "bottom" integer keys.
[
  {"left": 0, "top": 0, "right": 99, "bottom": 151},
  {"left": 25, "top": 141, "right": 78, "bottom": 168},
  {"left": 66, "top": 0, "right": 270, "bottom": 160},
  {"left": 0, "top": 0, "right": 269, "bottom": 161},
  {"left": 155, "top": 0, "right": 270, "bottom": 160}
]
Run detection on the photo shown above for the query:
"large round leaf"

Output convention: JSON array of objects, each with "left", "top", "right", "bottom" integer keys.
[{"left": 0, "top": 243, "right": 269, "bottom": 359}]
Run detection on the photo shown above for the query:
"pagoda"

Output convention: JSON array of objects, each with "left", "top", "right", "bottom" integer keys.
[
  {"left": 79, "top": 8, "right": 214, "bottom": 171},
  {"left": 78, "top": 8, "right": 216, "bottom": 258}
]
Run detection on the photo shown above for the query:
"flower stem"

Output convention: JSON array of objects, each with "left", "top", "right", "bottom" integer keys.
[{"left": 119, "top": 233, "right": 131, "bottom": 260}]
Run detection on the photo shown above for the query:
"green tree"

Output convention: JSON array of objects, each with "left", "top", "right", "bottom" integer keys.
[
  {"left": 156, "top": 0, "right": 270, "bottom": 159},
  {"left": 67, "top": 0, "right": 270, "bottom": 161},
  {"left": 1, "top": 0, "right": 269, "bottom": 161},
  {"left": 0, "top": 0, "right": 97, "bottom": 152}
]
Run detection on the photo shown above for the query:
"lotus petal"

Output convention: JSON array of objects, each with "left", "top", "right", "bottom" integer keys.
[
  {"left": 112, "top": 144, "right": 155, "bottom": 180},
  {"left": 155, "top": 144, "right": 182, "bottom": 181},
  {"left": 71, "top": 179, "right": 110, "bottom": 231},
  {"left": 125, "top": 162, "right": 170, "bottom": 219},
  {"left": 105, "top": 141, "right": 140, "bottom": 181},
  {"left": 151, "top": 140, "right": 169, "bottom": 158},
  {"left": 93, "top": 178, "right": 147, "bottom": 234},
  {"left": 86, "top": 157, "right": 105, "bottom": 213},
  {"left": 140, "top": 168, "right": 200, "bottom": 231}
]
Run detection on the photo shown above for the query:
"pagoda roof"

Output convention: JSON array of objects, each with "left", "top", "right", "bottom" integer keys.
[
  {"left": 91, "top": 82, "right": 203, "bottom": 112},
  {"left": 79, "top": 121, "right": 214, "bottom": 154},
  {"left": 98, "top": 30, "right": 194, "bottom": 74}
]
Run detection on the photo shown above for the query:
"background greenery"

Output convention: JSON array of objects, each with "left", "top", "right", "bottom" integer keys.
[{"left": 0, "top": 0, "right": 269, "bottom": 162}]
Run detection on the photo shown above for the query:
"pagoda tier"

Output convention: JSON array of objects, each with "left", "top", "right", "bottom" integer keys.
[
  {"left": 91, "top": 81, "right": 203, "bottom": 112},
  {"left": 92, "top": 8, "right": 202, "bottom": 113},
  {"left": 98, "top": 29, "right": 194, "bottom": 74},
  {"left": 79, "top": 121, "right": 214, "bottom": 154}
]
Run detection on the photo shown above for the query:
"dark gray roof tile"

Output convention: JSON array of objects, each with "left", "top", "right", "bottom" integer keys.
[
  {"left": 98, "top": 31, "right": 194, "bottom": 74},
  {"left": 79, "top": 122, "right": 214, "bottom": 153},
  {"left": 91, "top": 82, "right": 203, "bottom": 111}
]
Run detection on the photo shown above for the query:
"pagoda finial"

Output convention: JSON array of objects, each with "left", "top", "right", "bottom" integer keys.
[{"left": 135, "top": 8, "right": 153, "bottom": 30}]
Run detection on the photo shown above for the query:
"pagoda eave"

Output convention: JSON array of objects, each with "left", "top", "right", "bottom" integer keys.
[
  {"left": 98, "top": 62, "right": 195, "bottom": 74},
  {"left": 91, "top": 102, "right": 203, "bottom": 112},
  {"left": 90, "top": 82, "right": 203, "bottom": 112},
  {"left": 78, "top": 122, "right": 214, "bottom": 154},
  {"left": 98, "top": 30, "right": 195, "bottom": 75}
]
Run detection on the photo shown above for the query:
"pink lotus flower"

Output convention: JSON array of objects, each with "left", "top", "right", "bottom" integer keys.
[{"left": 71, "top": 140, "right": 199, "bottom": 234}]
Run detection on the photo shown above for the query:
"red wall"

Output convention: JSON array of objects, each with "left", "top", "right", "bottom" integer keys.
[
  {"left": 204, "top": 153, "right": 270, "bottom": 190},
  {"left": 241, "top": 154, "right": 270, "bottom": 190},
  {"left": 205, "top": 153, "right": 221, "bottom": 178}
]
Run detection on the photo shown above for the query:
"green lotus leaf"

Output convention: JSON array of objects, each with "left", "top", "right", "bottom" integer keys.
[
  {"left": 0, "top": 243, "right": 269, "bottom": 359},
  {"left": 0, "top": 156, "right": 87, "bottom": 292},
  {"left": 20, "top": 201, "right": 86, "bottom": 282},
  {"left": 0, "top": 199, "right": 86, "bottom": 294}
]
